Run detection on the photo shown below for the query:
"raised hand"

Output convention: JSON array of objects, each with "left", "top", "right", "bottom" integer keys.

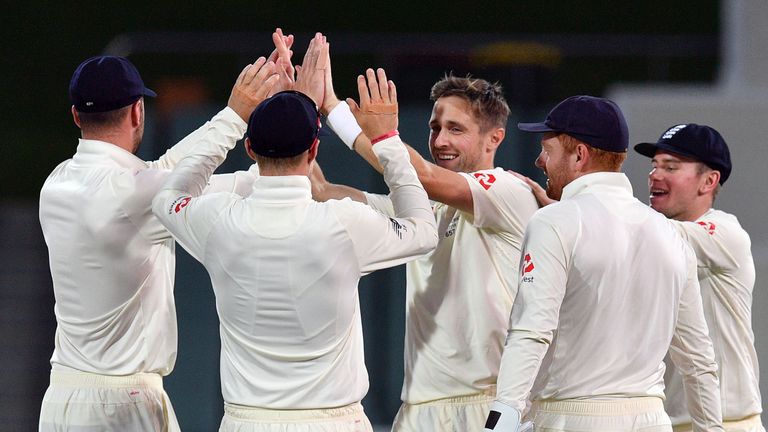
[
  {"left": 320, "top": 40, "right": 341, "bottom": 116},
  {"left": 347, "top": 68, "right": 398, "bottom": 140},
  {"left": 267, "top": 27, "right": 295, "bottom": 97},
  {"left": 294, "top": 32, "right": 329, "bottom": 107},
  {"left": 227, "top": 57, "right": 279, "bottom": 121}
]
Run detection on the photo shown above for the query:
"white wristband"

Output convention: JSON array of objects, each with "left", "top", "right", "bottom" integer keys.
[{"left": 326, "top": 101, "right": 363, "bottom": 150}]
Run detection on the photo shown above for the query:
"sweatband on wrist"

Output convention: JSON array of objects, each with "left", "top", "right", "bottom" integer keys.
[
  {"left": 370, "top": 130, "right": 399, "bottom": 145},
  {"left": 325, "top": 101, "right": 363, "bottom": 150}
]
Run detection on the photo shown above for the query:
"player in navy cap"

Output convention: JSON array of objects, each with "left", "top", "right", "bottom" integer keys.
[
  {"left": 485, "top": 97, "right": 723, "bottom": 432},
  {"left": 151, "top": 36, "right": 437, "bottom": 432},
  {"left": 635, "top": 124, "right": 764, "bottom": 432},
  {"left": 37, "top": 29, "right": 297, "bottom": 430}
]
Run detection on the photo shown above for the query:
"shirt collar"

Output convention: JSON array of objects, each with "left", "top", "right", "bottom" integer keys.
[
  {"left": 249, "top": 175, "right": 312, "bottom": 203},
  {"left": 561, "top": 171, "right": 633, "bottom": 200},
  {"left": 72, "top": 139, "right": 148, "bottom": 170}
]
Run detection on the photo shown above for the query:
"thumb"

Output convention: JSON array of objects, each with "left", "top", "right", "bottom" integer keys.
[{"left": 346, "top": 98, "right": 360, "bottom": 115}]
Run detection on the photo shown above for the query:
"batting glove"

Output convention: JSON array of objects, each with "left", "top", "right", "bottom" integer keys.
[{"left": 484, "top": 401, "right": 534, "bottom": 432}]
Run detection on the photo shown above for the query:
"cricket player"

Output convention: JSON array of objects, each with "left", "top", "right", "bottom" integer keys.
[
  {"left": 485, "top": 96, "right": 723, "bottom": 432},
  {"left": 151, "top": 41, "right": 438, "bottom": 431},
  {"left": 634, "top": 124, "right": 764, "bottom": 432},
  {"left": 38, "top": 51, "right": 280, "bottom": 431},
  {"left": 314, "top": 70, "right": 539, "bottom": 431}
]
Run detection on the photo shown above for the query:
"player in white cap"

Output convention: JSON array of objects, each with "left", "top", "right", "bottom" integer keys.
[
  {"left": 635, "top": 124, "right": 764, "bottom": 432},
  {"left": 37, "top": 48, "right": 282, "bottom": 431},
  {"left": 314, "top": 70, "right": 539, "bottom": 431},
  {"left": 485, "top": 96, "right": 723, "bottom": 432},
  {"left": 151, "top": 32, "right": 438, "bottom": 431}
]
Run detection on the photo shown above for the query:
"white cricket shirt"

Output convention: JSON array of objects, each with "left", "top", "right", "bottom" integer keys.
[
  {"left": 366, "top": 168, "right": 539, "bottom": 404},
  {"left": 495, "top": 172, "right": 723, "bottom": 432},
  {"left": 664, "top": 209, "right": 762, "bottom": 425},
  {"left": 152, "top": 136, "right": 438, "bottom": 409},
  {"left": 39, "top": 107, "right": 246, "bottom": 376}
]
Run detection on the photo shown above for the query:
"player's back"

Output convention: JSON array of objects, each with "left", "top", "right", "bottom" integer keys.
[
  {"left": 202, "top": 184, "right": 409, "bottom": 410},
  {"left": 529, "top": 175, "right": 694, "bottom": 400},
  {"left": 39, "top": 141, "right": 176, "bottom": 375}
]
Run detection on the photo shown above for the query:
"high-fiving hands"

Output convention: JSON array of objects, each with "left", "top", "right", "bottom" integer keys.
[
  {"left": 347, "top": 68, "right": 398, "bottom": 140},
  {"left": 227, "top": 57, "right": 279, "bottom": 122},
  {"left": 267, "top": 28, "right": 295, "bottom": 97}
]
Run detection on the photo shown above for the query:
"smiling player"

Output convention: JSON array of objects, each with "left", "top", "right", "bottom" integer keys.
[
  {"left": 313, "top": 72, "right": 539, "bottom": 432},
  {"left": 635, "top": 124, "right": 764, "bottom": 432}
]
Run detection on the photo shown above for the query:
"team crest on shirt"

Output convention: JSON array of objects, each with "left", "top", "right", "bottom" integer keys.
[
  {"left": 697, "top": 221, "right": 716, "bottom": 235},
  {"left": 168, "top": 196, "right": 192, "bottom": 215},
  {"left": 473, "top": 172, "right": 496, "bottom": 190},
  {"left": 521, "top": 253, "right": 535, "bottom": 282}
]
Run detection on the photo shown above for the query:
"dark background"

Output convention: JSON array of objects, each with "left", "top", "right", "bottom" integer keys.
[{"left": 1, "top": 1, "right": 724, "bottom": 430}]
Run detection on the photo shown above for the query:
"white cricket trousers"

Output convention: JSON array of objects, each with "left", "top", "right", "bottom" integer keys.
[
  {"left": 673, "top": 414, "right": 764, "bottom": 432},
  {"left": 528, "top": 397, "right": 671, "bottom": 432},
  {"left": 218, "top": 401, "right": 374, "bottom": 432},
  {"left": 39, "top": 370, "right": 180, "bottom": 432},
  {"left": 391, "top": 389, "right": 495, "bottom": 432}
]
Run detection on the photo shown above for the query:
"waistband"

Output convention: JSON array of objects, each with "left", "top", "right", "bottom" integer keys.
[
  {"left": 407, "top": 386, "right": 496, "bottom": 406},
  {"left": 532, "top": 397, "right": 664, "bottom": 416},
  {"left": 223, "top": 402, "right": 365, "bottom": 422},
  {"left": 50, "top": 370, "right": 164, "bottom": 390},
  {"left": 672, "top": 413, "right": 763, "bottom": 432}
]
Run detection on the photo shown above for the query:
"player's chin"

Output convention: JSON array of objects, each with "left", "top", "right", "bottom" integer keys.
[
  {"left": 434, "top": 157, "right": 461, "bottom": 171},
  {"left": 649, "top": 194, "right": 669, "bottom": 210}
]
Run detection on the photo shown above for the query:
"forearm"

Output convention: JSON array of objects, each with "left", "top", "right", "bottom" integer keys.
[
  {"left": 669, "top": 261, "right": 724, "bottom": 432},
  {"left": 311, "top": 178, "right": 367, "bottom": 203},
  {"left": 495, "top": 329, "right": 551, "bottom": 411},
  {"left": 156, "top": 108, "right": 247, "bottom": 198},
  {"left": 373, "top": 135, "right": 434, "bottom": 225}
]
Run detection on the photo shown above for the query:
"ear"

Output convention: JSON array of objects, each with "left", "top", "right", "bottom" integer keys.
[
  {"left": 130, "top": 99, "right": 142, "bottom": 127},
  {"left": 244, "top": 138, "right": 257, "bottom": 161},
  {"left": 485, "top": 127, "right": 505, "bottom": 153},
  {"left": 699, "top": 169, "right": 720, "bottom": 194},
  {"left": 307, "top": 138, "right": 320, "bottom": 164},
  {"left": 573, "top": 142, "right": 590, "bottom": 170},
  {"left": 71, "top": 106, "right": 81, "bottom": 128}
]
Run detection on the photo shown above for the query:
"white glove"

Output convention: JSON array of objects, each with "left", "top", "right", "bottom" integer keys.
[{"left": 484, "top": 401, "right": 534, "bottom": 432}]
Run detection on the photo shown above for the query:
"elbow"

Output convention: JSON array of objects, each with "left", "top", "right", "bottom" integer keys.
[
  {"left": 151, "top": 192, "right": 171, "bottom": 221},
  {"left": 417, "top": 221, "right": 439, "bottom": 254}
]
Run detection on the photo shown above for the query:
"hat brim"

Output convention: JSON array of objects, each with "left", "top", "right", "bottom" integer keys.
[
  {"left": 143, "top": 88, "right": 157, "bottom": 98},
  {"left": 633, "top": 142, "right": 701, "bottom": 162},
  {"left": 633, "top": 142, "right": 659, "bottom": 158},
  {"left": 517, "top": 122, "right": 557, "bottom": 133}
]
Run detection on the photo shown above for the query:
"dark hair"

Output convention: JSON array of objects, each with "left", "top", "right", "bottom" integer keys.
[
  {"left": 430, "top": 74, "right": 510, "bottom": 131},
  {"left": 76, "top": 104, "right": 132, "bottom": 131},
  {"left": 254, "top": 152, "right": 307, "bottom": 172}
]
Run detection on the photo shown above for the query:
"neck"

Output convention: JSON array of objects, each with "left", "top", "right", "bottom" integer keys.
[
  {"left": 259, "top": 166, "right": 310, "bottom": 177},
  {"left": 678, "top": 201, "right": 712, "bottom": 222},
  {"left": 82, "top": 130, "right": 136, "bottom": 154}
]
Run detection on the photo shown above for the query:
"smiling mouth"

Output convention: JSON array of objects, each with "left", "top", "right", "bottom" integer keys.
[
  {"left": 437, "top": 154, "right": 457, "bottom": 160},
  {"left": 650, "top": 188, "right": 668, "bottom": 198}
]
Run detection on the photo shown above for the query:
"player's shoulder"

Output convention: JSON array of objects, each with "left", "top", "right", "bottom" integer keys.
[
  {"left": 695, "top": 208, "right": 750, "bottom": 240},
  {"left": 529, "top": 198, "right": 578, "bottom": 227},
  {"left": 463, "top": 168, "right": 536, "bottom": 197}
]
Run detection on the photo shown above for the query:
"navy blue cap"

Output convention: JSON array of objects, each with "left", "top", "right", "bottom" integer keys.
[
  {"left": 69, "top": 56, "right": 156, "bottom": 113},
  {"left": 247, "top": 91, "right": 320, "bottom": 158},
  {"left": 634, "top": 124, "right": 732, "bottom": 185},
  {"left": 518, "top": 95, "right": 629, "bottom": 152}
]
